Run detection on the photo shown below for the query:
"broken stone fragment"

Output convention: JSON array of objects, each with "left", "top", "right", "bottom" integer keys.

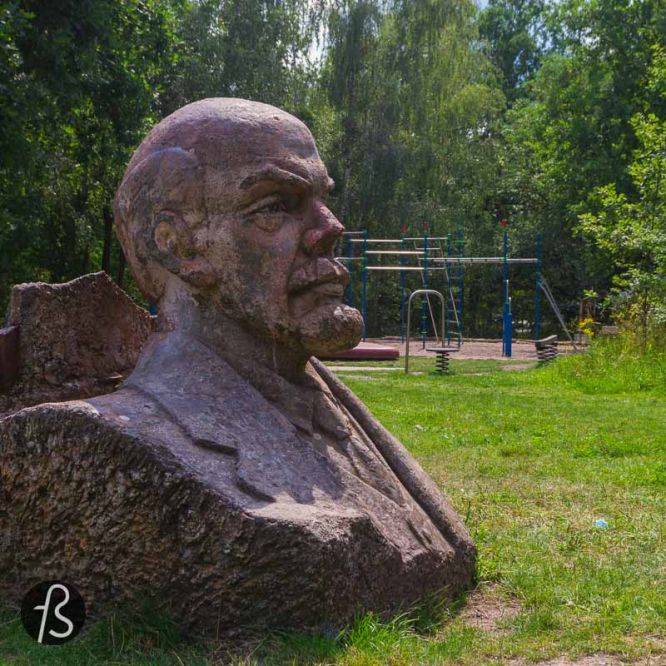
[{"left": 0, "top": 271, "right": 153, "bottom": 414}]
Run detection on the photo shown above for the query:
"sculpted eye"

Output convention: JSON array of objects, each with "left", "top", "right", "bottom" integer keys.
[
  {"left": 246, "top": 196, "right": 291, "bottom": 231},
  {"left": 252, "top": 193, "right": 302, "bottom": 215},
  {"left": 245, "top": 193, "right": 303, "bottom": 232},
  {"left": 261, "top": 199, "right": 288, "bottom": 214}
]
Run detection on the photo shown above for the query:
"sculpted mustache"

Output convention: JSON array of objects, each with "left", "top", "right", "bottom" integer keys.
[{"left": 288, "top": 259, "right": 350, "bottom": 293}]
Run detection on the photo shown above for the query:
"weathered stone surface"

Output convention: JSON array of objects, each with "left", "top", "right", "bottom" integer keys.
[
  {"left": 0, "top": 98, "right": 475, "bottom": 637},
  {"left": 0, "top": 325, "right": 19, "bottom": 390},
  {"left": 0, "top": 352, "right": 474, "bottom": 635},
  {"left": 0, "top": 272, "right": 152, "bottom": 413}
]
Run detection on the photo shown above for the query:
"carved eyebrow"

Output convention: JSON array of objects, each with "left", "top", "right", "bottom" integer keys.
[
  {"left": 240, "top": 166, "right": 311, "bottom": 192},
  {"left": 239, "top": 163, "right": 334, "bottom": 199}
]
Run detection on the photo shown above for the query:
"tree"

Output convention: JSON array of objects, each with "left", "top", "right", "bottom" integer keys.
[
  {"left": 579, "top": 46, "right": 666, "bottom": 346},
  {"left": 478, "top": 0, "right": 547, "bottom": 103},
  {"left": 489, "top": 0, "right": 666, "bottom": 331},
  {"left": 0, "top": 0, "right": 183, "bottom": 308}
]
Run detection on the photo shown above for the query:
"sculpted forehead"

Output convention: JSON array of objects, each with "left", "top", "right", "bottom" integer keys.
[
  {"left": 128, "top": 98, "right": 327, "bottom": 204},
  {"left": 142, "top": 98, "right": 314, "bottom": 154}
]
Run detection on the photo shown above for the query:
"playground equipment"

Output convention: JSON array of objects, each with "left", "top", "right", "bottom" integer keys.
[
  {"left": 535, "top": 335, "right": 559, "bottom": 363},
  {"left": 427, "top": 346, "right": 460, "bottom": 374},
  {"left": 340, "top": 232, "right": 464, "bottom": 349},
  {"left": 338, "top": 229, "right": 575, "bottom": 357},
  {"left": 540, "top": 276, "right": 578, "bottom": 349},
  {"left": 404, "top": 289, "right": 446, "bottom": 373}
]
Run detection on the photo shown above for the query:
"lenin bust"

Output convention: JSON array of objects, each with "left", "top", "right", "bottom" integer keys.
[{"left": 0, "top": 99, "right": 475, "bottom": 636}]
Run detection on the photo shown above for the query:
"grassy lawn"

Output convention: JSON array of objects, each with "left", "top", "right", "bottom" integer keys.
[{"left": 1, "top": 347, "right": 665, "bottom": 665}]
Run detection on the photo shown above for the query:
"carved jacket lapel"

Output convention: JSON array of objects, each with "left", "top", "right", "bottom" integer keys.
[{"left": 124, "top": 332, "right": 343, "bottom": 504}]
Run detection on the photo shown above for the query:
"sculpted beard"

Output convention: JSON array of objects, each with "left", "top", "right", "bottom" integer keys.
[
  {"left": 292, "top": 300, "right": 364, "bottom": 355},
  {"left": 287, "top": 258, "right": 364, "bottom": 355}
]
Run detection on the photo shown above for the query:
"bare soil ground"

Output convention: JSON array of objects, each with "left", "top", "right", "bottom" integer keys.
[
  {"left": 458, "top": 585, "right": 665, "bottom": 666},
  {"left": 516, "top": 654, "right": 666, "bottom": 666},
  {"left": 536, "top": 657, "right": 665, "bottom": 666},
  {"left": 458, "top": 583, "right": 522, "bottom": 635}
]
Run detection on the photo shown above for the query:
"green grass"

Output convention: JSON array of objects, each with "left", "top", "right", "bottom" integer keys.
[
  {"left": 2, "top": 344, "right": 665, "bottom": 665},
  {"left": 325, "top": 356, "right": 530, "bottom": 375}
]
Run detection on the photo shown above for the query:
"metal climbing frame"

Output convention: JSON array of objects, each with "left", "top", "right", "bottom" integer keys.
[
  {"left": 408, "top": 235, "right": 456, "bottom": 348},
  {"left": 540, "top": 276, "right": 579, "bottom": 350},
  {"left": 342, "top": 234, "right": 461, "bottom": 346},
  {"left": 338, "top": 230, "right": 571, "bottom": 354}
]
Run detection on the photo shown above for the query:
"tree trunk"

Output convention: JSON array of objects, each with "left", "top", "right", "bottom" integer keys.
[
  {"left": 116, "top": 247, "right": 126, "bottom": 289},
  {"left": 102, "top": 208, "right": 113, "bottom": 274}
]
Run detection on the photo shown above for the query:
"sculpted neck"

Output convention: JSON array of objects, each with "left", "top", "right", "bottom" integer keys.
[{"left": 157, "top": 287, "right": 310, "bottom": 384}]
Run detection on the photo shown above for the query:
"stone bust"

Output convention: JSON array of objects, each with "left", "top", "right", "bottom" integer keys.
[
  {"left": 0, "top": 99, "right": 474, "bottom": 637},
  {"left": 114, "top": 97, "right": 364, "bottom": 372}
]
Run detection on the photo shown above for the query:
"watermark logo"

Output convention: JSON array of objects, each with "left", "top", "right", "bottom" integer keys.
[{"left": 21, "top": 581, "right": 85, "bottom": 645}]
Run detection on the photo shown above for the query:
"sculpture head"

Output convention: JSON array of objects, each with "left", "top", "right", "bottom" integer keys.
[{"left": 114, "top": 98, "right": 363, "bottom": 357}]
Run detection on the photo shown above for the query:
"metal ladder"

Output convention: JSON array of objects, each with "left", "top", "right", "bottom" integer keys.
[
  {"left": 411, "top": 238, "right": 441, "bottom": 345},
  {"left": 439, "top": 237, "right": 462, "bottom": 347},
  {"left": 411, "top": 237, "right": 462, "bottom": 347}
]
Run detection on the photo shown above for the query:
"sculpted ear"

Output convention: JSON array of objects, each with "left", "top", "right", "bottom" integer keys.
[
  {"left": 153, "top": 210, "right": 192, "bottom": 264},
  {"left": 154, "top": 213, "right": 182, "bottom": 255},
  {"left": 153, "top": 210, "right": 215, "bottom": 289},
  {"left": 115, "top": 147, "right": 205, "bottom": 302}
]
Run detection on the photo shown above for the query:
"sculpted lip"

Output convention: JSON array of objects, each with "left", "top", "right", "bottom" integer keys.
[
  {"left": 310, "top": 282, "right": 345, "bottom": 297},
  {"left": 288, "top": 258, "right": 350, "bottom": 295}
]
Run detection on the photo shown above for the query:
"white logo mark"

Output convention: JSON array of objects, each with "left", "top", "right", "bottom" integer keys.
[{"left": 33, "top": 583, "right": 75, "bottom": 644}]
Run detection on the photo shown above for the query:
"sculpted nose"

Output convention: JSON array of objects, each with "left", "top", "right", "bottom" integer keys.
[{"left": 302, "top": 202, "right": 344, "bottom": 256}]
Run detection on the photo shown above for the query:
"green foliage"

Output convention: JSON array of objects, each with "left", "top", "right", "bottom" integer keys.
[
  {"left": 478, "top": 0, "right": 546, "bottom": 103},
  {"left": 322, "top": 0, "right": 505, "bottom": 241},
  {"left": 485, "top": 0, "right": 666, "bottom": 335},
  {"left": 163, "top": 0, "right": 318, "bottom": 113},
  {"left": 0, "top": 0, "right": 183, "bottom": 307},
  {"left": 579, "top": 47, "right": 666, "bottom": 345}
]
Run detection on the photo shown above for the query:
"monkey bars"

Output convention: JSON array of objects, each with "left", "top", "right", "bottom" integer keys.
[{"left": 337, "top": 230, "right": 549, "bottom": 358}]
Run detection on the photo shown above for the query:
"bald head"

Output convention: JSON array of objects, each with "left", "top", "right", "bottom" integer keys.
[
  {"left": 114, "top": 98, "right": 325, "bottom": 301},
  {"left": 126, "top": 98, "right": 318, "bottom": 178}
]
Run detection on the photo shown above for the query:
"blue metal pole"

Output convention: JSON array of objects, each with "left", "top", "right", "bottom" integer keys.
[
  {"left": 346, "top": 234, "right": 353, "bottom": 306},
  {"left": 502, "top": 230, "right": 510, "bottom": 357},
  {"left": 421, "top": 232, "right": 428, "bottom": 349},
  {"left": 535, "top": 232, "right": 542, "bottom": 340},
  {"left": 362, "top": 229, "right": 368, "bottom": 340},
  {"left": 457, "top": 227, "right": 463, "bottom": 346},
  {"left": 400, "top": 236, "right": 406, "bottom": 342},
  {"left": 446, "top": 234, "right": 452, "bottom": 345},
  {"left": 502, "top": 231, "right": 508, "bottom": 306},
  {"left": 505, "top": 298, "right": 513, "bottom": 357}
]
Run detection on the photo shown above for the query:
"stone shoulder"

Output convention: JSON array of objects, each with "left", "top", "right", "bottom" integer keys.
[{"left": 0, "top": 394, "right": 187, "bottom": 480}]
